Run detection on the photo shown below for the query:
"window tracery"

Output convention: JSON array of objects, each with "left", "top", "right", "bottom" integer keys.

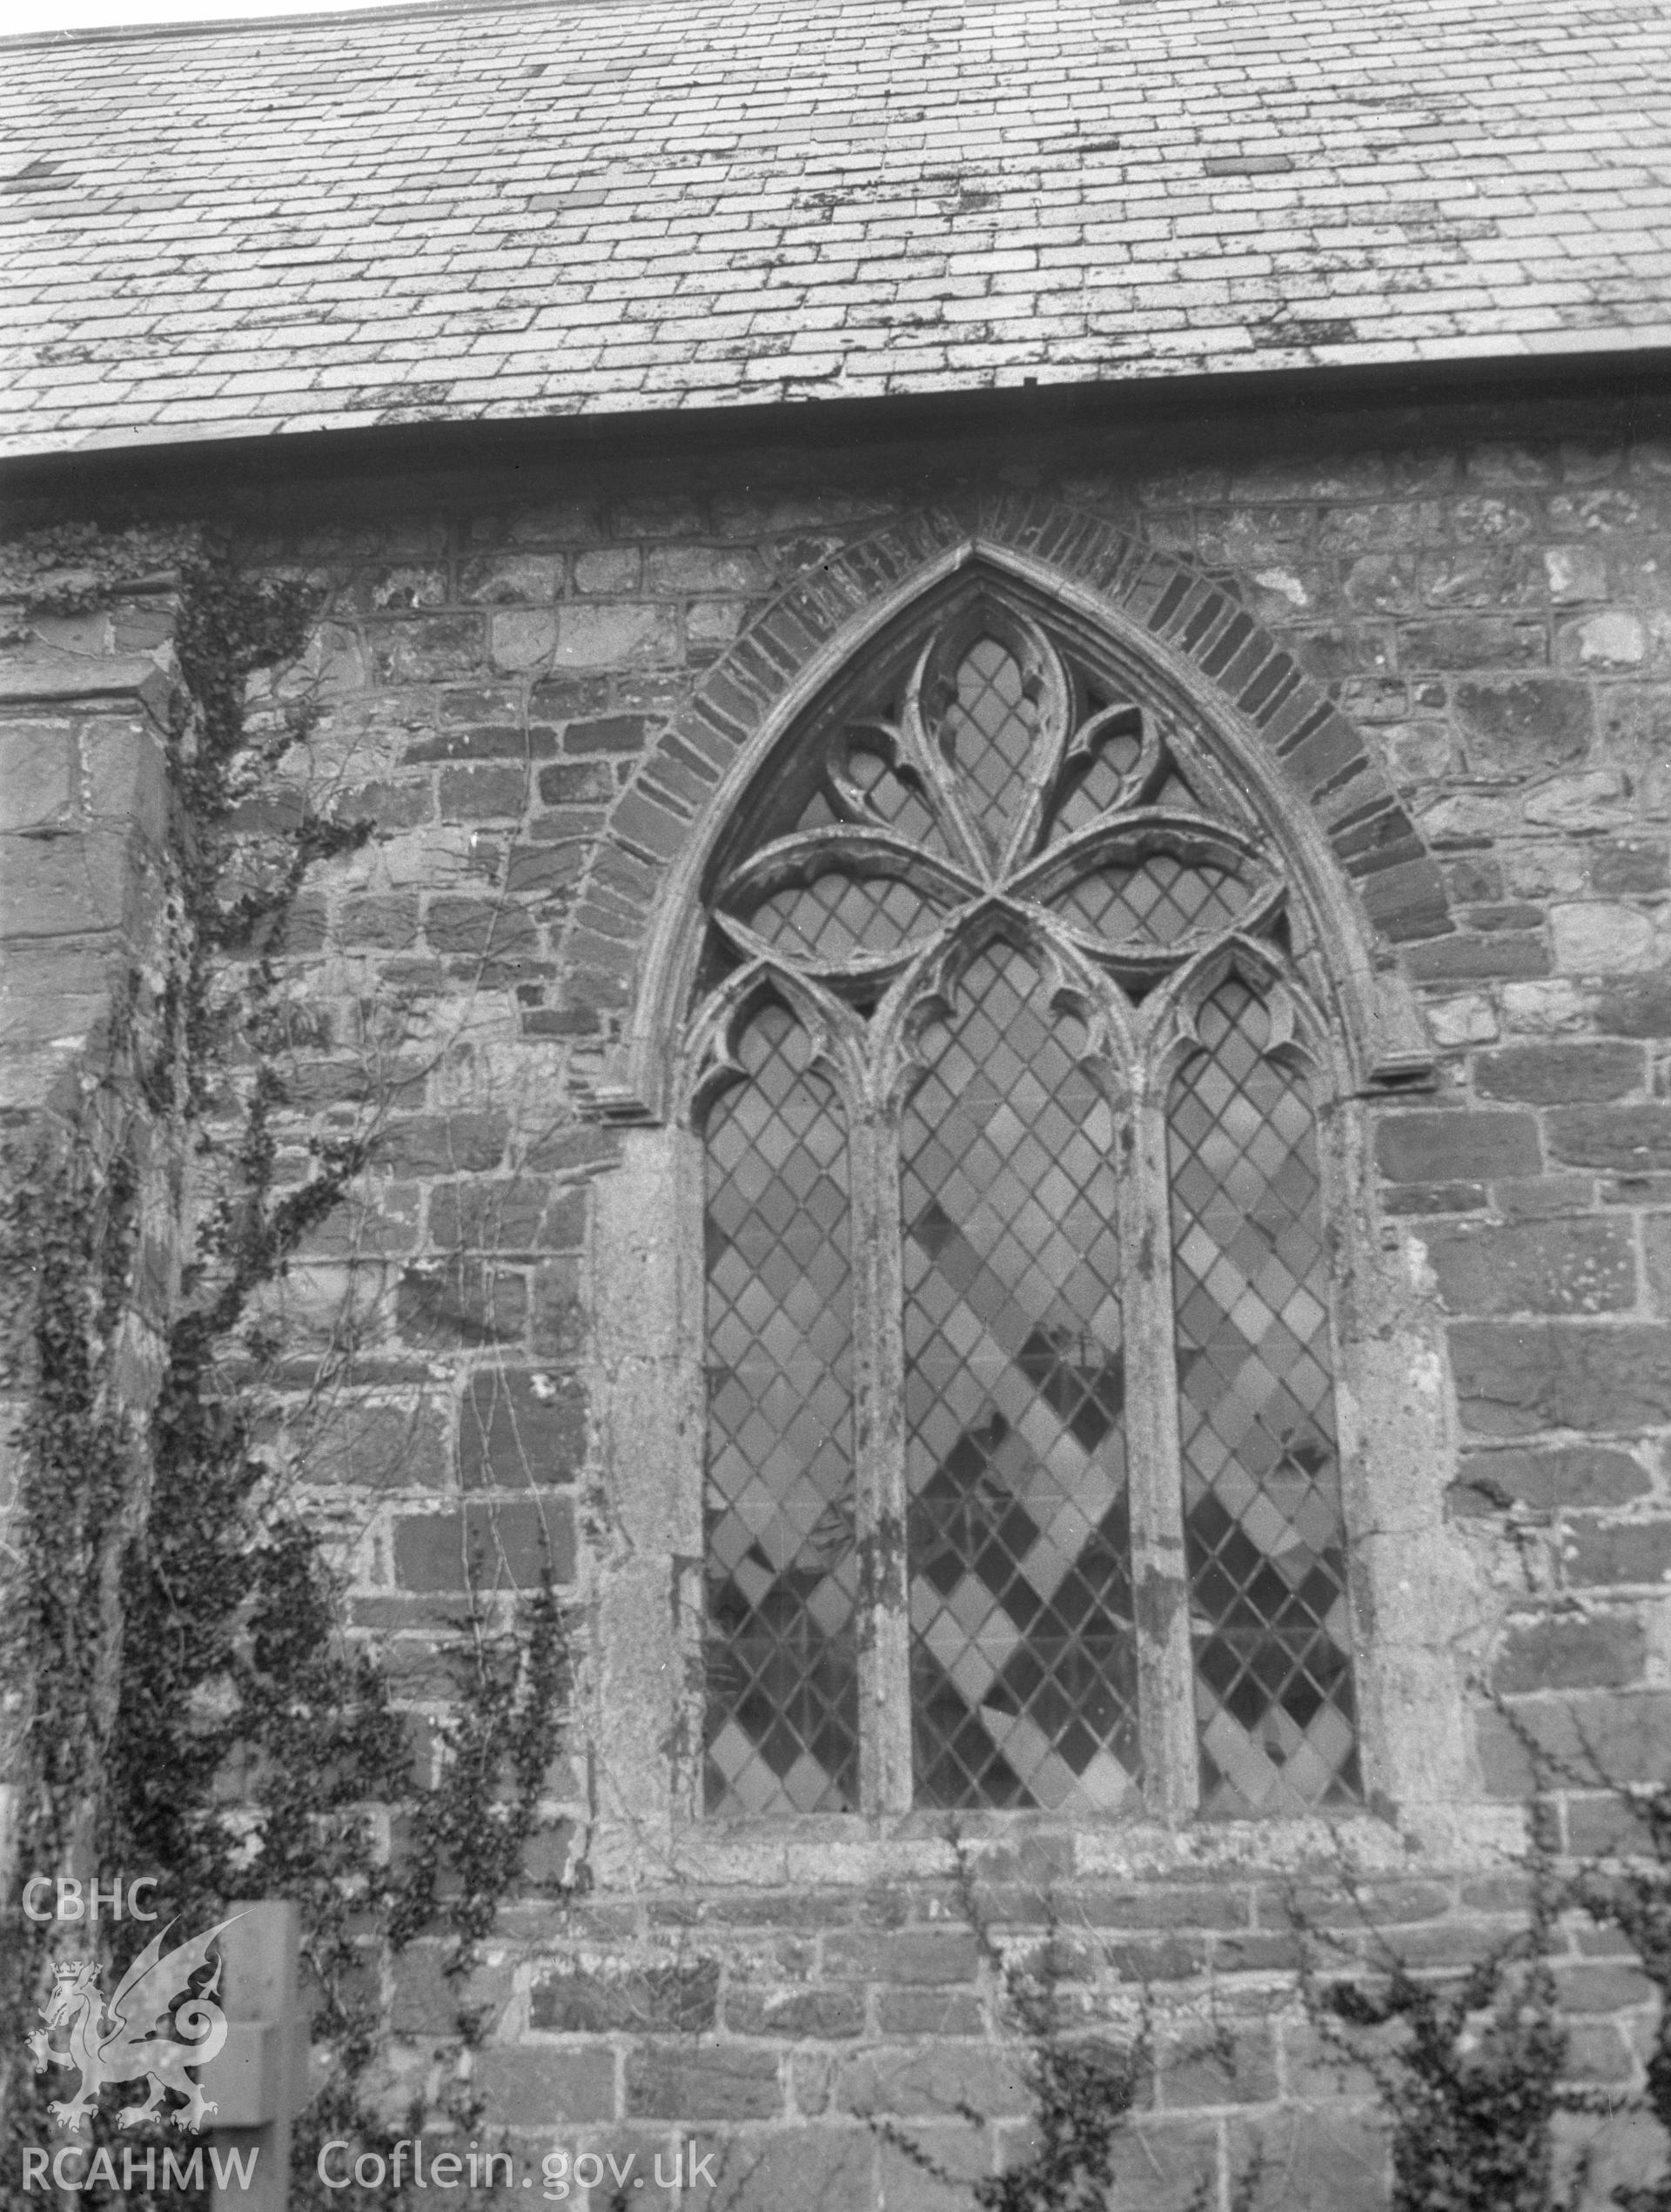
[{"left": 684, "top": 586, "right": 1360, "bottom": 1822}]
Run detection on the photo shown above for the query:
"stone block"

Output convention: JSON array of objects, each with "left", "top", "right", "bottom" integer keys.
[
  {"left": 473, "top": 2045, "right": 616, "bottom": 2124},
  {"left": 723, "top": 1986, "right": 866, "bottom": 2039},
  {"left": 1596, "top": 976, "right": 1671, "bottom": 1036},
  {"left": 1475, "top": 1690, "right": 1671, "bottom": 1793},
  {"left": 1419, "top": 1217, "right": 1636, "bottom": 1316},
  {"left": 1453, "top": 677, "right": 1592, "bottom": 773},
  {"left": 397, "top": 1257, "right": 527, "bottom": 1346},
  {"left": 374, "top": 1111, "right": 509, "bottom": 1175},
  {"left": 531, "top": 1258, "right": 585, "bottom": 1359},
  {"left": 1554, "top": 2109, "right": 1671, "bottom": 2212},
  {"left": 834, "top": 2041, "right": 1028, "bottom": 2119},
  {"left": 1555, "top": 1961, "right": 1656, "bottom": 2013},
  {"left": 1419, "top": 547, "right": 1540, "bottom": 608},
  {"left": 391, "top": 1943, "right": 516, "bottom": 2034},
  {"left": 353, "top": 563, "right": 448, "bottom": 611},
  {"left": 460, "top": 553, "right": 564, "bottom": 605},
  {"left": 874, "top": 1988, "right": 985, "bottom": 2036},
  {"left": 1451, "top": 1321, "right": 1671, "bottom": 1435},
  {"left": 877, "top": 2123, "right": 991, "bottom": 2212},
  {"left": 1072, "top": 1884, "right": 1252, "bottom": 1932},
  {"left": 1524, "top": 770, "right": 1633, "bottom": 830},
  {"left": 532, "top": 1958, "right": 719, "bottom": 2034},
  {"left": 409, "top": 715, "right": 550, "bottom": 763},
  {"left": 0, "top": 826, "right": 135, "bottom": 939},
  {"left": 1552, "top": 903, "right": 1659, "bottom": 974},
  {"left": 1493, "top": 1175, "right": 1597, "bottom": 1219},
  {"left": 574, "top": 549, "right": 641, "bottom": 593},
  {"left": 1563, "top": 2021, "right": 1636, "bottom": 2085},
  {"left": 1493, "top": 1611, "right": 1647, "bottom": 1692},
  {"left": 1473, "top": 1042, "right": 1644, "bottom": 1103},
  {"left": 1567, "top": 1793, "right": 1667, "bottom": 1854},
  {"left": 688, "top": 600, "right": 746, "bottom": 651},
  {"left": 1644, "top": 1215, "right": 1671, "bottom": 1314},
  {"left": 1228, "top": 2106, "right": 1387, "bottom": 2212},
  {"left": 305, "top": 1394, "right": 451, "bottom": 1491},
  {"left": 693, "top": 2128, "right": 875, "bottom": 2211},
  {"left": 1102, "top": 2122, "right": 1221, "bottom": 2212},
  {"left": 1568, "top": 612, "right": 1648, "bottom": 668},
  {"left": 505, "top": 841, "right": 587, "bottom": 897},
  {"left": 1544, "top": 545, "right": 1609, "bottom": 602},
  {"left": 1548, "top": 1103, "right": 1671, "bottom": 1170},
  {"left": 1564, "top": 1519, "right": 1671, "bottom": 1588},
  {"left": 429, "top": 1177, "right": 585, "bottom": 1253},
  {"left": 393, "top": 1497, "right": 574, "bottom": 1590},
  {"left": 645, "top": 546, "right": 770, "bottom": 594},
  {"left": 490, "top": 609, "right": 558, "bottom": 671},
  {"left": 0, "top": 721, "right": 74, "bottom": 830},
  {"left": 553, "top": 605, "right": 681, "bottom": 668},
  {"left": 1406, "top": 933, "right": 1550, "bottom": 982},
  {"left": 537, "top": 760, "right": 614, "bottom": 804},
  {"left": 625, "top": 2044, "right": 782, "bottom": 2121},
  {"left": 370, "top": 615, "right": 482, "bottom": 682},
  {"left": 1279, "top": 2020, "right": 1383, "bottom": 2104},
  {"left": 1591, "top": 841, "right": 1669, "bottom": 895},
  {"left": 424, "top": 896, "right": 542, "bottom": 963},
  {"left": 822, "top": 1932, "right": 980, "bottom": 1984},
  {"left": 439, "top": 764, "right": 530, "bottom": 820},
  {"left": 560, "top": 714, "right": 649, "bottom": 754},
  {"left": 1398, "top": 615, "right": 1546, "bottom": 668},
  {"left": 1450, "top": 1446, "right": 1650, "bottom": 1515},
  {"left": 459, "top": 1365, "right": 586, "bottom": 1488},
  {"left": 1453, "top": 493, "right": 1540, "bottom": 542},
  {"left": 1375, "top": 1109, "right": 1540, "bottom": 1183},
  {"left": 339, "top": 893, "right": 419, "bottom": 948},
  {"left": 1156, "top": 2021, "right": 1278, "bottom": 2108}
]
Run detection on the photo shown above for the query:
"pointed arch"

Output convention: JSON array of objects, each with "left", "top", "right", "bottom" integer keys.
[{"left": 567, "top": 499, "right": 1446, "bottom": 1126}]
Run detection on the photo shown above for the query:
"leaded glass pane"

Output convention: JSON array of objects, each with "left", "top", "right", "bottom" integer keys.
[
  {"left": 1056, "top": 853, "right": 1253, "bottom": 948},
  {"left": 901, "top": 942, "right": 1139, "bottom": 1811},
  {"left": 703, "top": 999, "right": 858, "bottom": 1813},
  {"left": 936, "top": 639, "right": 1038, "bottom": 862},
  {"left": 742, "top": 872, "right": 943, "bottom": 962},
  {"left": 1168, "top": 978, "right": 1360, "bottom": 1816},
  {"left": 1049, "top": 722, "right": 1144, "bottom": 840}
]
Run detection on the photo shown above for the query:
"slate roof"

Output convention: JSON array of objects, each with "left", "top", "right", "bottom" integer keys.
[{"left": 3, "top": 0, "right": 1670, "bottom": 459}]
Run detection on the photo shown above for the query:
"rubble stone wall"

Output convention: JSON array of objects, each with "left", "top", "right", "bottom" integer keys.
[{"left": 6, "top": 385, "right": 1670, "bottom": 2206}]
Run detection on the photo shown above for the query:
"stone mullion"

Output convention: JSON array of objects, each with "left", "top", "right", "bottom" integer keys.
[
  {"left": 1120, "top": 1066, "right": 1201, "bottom": 1826},
  {"left": 849, "top": 1089, "right": 915, "bottom": 1818}
]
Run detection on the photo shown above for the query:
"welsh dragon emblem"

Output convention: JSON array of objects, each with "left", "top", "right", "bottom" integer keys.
[{"left": 27, "top": 1917, "right": 238, "bottom": 2135}]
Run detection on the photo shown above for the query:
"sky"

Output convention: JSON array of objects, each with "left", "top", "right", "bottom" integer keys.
[{"left": 4, "top": 0, "right": 407, "bottom": 33}]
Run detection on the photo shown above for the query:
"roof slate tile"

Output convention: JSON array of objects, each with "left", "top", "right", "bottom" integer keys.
[{"left": 3, "top": 0, "right": 1667, "bottom": 455}]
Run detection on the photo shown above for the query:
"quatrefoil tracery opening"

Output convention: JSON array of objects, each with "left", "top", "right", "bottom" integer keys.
[{"left": 694, "top": 600, "right": 1292, "bottom": 1088}]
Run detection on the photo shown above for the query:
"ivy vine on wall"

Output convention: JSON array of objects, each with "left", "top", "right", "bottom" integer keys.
[{"left": 1, "top": 531, "right": 574, "bottom": 2211}]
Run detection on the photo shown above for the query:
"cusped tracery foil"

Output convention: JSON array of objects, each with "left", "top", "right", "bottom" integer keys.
[
  {"left": 699, "top": 602, "right": 1284, "bottom": 1045},
  {"left": 691, "top": 597, "right": 1359, "bottom": 1820}
]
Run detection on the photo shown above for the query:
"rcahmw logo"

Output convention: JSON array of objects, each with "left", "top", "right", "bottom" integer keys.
[{"left": 18, "top": 1879, "right": 240, "bottom": 2151}]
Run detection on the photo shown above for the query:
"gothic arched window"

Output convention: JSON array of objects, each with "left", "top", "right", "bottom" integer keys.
[{"left": 684, "top": 587, "right": 1361, "bottom": 1823}]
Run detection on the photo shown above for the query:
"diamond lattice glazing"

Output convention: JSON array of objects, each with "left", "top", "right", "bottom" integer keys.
[
  {"left": 901, "top": 942, "right": 1139, "bottom": 1810},
  {"left": 937, "top": 640, "right": 1038, "bottom": 861},
  {"left": 746, "top": 872, "right": 942, "bottom": 961},
  {"left": 1167, "top": 977, "right": 1360, "bottom": 1815},
  {"left": 704, "top": 998, "right": 859, "bottom": 1813},
  {"left": 1057, "top": 854, "right": 1252, "bottom": 947},
  {"left": 1048, "top": 721, "right": 1143, "bottom": 839}
]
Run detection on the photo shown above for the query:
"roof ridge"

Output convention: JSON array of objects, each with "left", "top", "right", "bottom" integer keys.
[{"left": 0, "top": 0, "right": 582, "bottom": 50}]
